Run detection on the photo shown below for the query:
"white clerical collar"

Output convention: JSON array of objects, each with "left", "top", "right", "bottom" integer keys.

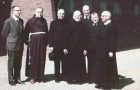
[
  {"left": 12, "top": 15, "right": 19, "bottom": 21},
  {"left": 84, "top": 14, "right": 90, "bottom": 19},
  {"left": 104, "top": 20, "right": 111, "bottom": 25}
]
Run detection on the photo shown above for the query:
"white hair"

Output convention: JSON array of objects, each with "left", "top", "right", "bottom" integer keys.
[
  {"left": 73, "top": 10, "right": 81, "bottom": 16},
  {"left": 101, "top": 11, "right": 111, "bottom": 18}
]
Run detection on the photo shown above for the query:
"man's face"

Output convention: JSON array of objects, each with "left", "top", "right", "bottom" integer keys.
[
  {"left": 35, "top": 8, "right": 43, "bottom": 18},
  {"left": 82, "top": 6, "right": 90, "bottom": 16},
  {"left": 101, "top": 14, "right": 109, "bottom": 23},
  {"left": 91, "top": 14, "right": 99, "bottom": 23},
  {"left": 73, "top": 12, "right": 82, "bottom": 22},
  {"left": 12, "top": 7, "right": 21, "bottom": 18},
  {"left": 57, "top": 10, "right": 65, "bottom": 19}
]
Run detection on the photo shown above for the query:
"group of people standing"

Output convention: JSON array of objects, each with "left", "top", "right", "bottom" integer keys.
[{"left": 1, "top": 4, "right": 119, "bottom": 89}]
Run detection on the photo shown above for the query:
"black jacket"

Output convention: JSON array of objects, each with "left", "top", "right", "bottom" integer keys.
[
  {"left": 87, "top": 21, "right": 103, "bottom": 50},
  {"left": 49, "top": 19, "right": 68, "bottom": 50},
  {"left": 64, "top": 19, "right": 87, "bottom": 50}
]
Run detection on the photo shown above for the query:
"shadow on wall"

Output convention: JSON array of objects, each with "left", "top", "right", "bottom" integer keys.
[{"left": 0, "top": 1, "right": 11, "bottom": 56}]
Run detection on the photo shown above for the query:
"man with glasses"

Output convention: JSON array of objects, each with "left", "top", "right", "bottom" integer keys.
[{"left": 1, "top": 6, "right": 24, "bottom": 86}]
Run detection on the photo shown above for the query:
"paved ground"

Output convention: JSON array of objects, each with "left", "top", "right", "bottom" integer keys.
[{"left": 0, "top": 46, "right": 140, "bottom": 90}]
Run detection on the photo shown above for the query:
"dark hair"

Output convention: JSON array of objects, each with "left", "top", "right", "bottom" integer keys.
[
  {"left": 11, "top": 5, "right": 19, "bottom": 10},
  {"left": 91, "top": 12, "right": 98, "bottom": 16}
]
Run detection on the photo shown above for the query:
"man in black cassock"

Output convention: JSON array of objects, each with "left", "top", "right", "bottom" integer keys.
[
  {"left": 64, "top": 10, "right": 87, "bottom": 84},
  {"left": 92, "top": 11, "right": 119, "bottom": 89},
  {"left": 49, "top": 9, "right": 68, "bottom": 83},
  {"left": 24, "top": 7, "right": 48, "bottom": 84}
]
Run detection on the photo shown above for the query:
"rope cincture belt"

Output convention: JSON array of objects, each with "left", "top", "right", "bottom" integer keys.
[{"left": 28, "top": 32, "right": 46, "bottom": 65}]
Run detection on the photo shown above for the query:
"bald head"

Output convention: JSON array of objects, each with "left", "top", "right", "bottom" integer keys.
[
  {"left": 101, "top": 11, "right": 111, "bottom": 22},
  {"left": 82, "top": 5, "right": 90, "bottom": 16},
  {"left": 35, "top": 7, "right": 43, "bottom": 18},
  {"left": 57, "top": 9, "right": 65, "bottom": 19},
  {"left": 73, "top": 10, "right": 82, "bottom": 22}
]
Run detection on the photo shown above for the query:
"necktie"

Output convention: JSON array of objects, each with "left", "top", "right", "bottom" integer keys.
[{"left": 85, "top": 16, "right": 88, "bottom": 24}]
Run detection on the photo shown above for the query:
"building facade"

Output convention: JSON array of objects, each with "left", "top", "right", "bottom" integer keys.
[{"left": 0, "top": 0, "right": 140, "bottom": 51}]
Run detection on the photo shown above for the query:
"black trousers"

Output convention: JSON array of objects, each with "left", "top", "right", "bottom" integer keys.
[
  {"left": 53, "top": 50, "right": 66, "bottom": 78},
  {"left": 87, "top": 49, "right": 95, "bottom": 78},
  {"left": 8, "top": 48, "right": 23, "bottom": 81}
]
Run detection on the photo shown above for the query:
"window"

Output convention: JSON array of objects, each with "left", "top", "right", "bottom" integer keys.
[
  {"left": 134, "top": 5, "right": 139, "bottom": 16},
  {"left": 113, "top": 3, "right": 121, "bottom": 14},
  {"left": 99, "top": 1, "right": 107, "bottom": 13}
]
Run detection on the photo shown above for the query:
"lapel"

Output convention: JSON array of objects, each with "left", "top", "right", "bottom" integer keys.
[
  {"left": 11, "top": 17, "right": 22, "bottom": 29},
  {"left": 10, "top": 17, "right": 23, "bottom": 34}
]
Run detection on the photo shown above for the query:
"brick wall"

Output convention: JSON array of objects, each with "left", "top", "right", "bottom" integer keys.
[{"left": 12, "top": 0, "right": 53, "bottom": 27}]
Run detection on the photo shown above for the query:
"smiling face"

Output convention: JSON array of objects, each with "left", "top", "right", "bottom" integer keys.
[
  {"left": 35, "top": 8, "right": 43, "bottom": 18},
  {"left": 91, "top": 13, "right": 99, "bottom": 23},
  {"left": 73, "top": 11, "right": 82, "bottom": 22},
  {"left": 57, "top": 9, "right": 65, "bottom": 19},
  {"left": 12, "top": 6, "right": 21, "bottom": 18},
  {"left": 101, "top": 11, "right": 111, "bottom": 23}
]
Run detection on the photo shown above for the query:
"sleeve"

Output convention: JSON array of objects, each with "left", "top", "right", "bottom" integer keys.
[
  {"left": 45, "top": 20, "right": 49, "bottom": 46},
  {"left": 63, "top": 23, "right": 70, "bottom": 49},
  {"left": 109, "top": 24, "right": 118, "bottom": 52},
  {"left": 23, "top": 20, "right": 30, "bottom": 45},
  {"left": 83, "top": 24, "right": 88, "bottom": 50},
  {"left": 48, "top": 21, "right": 54, "bottom": 47},
  {"left": 1, "top": 19, "right": 10, "bottom": 44}
]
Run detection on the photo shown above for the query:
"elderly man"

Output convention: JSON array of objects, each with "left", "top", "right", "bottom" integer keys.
[
  {"left": 86, "top": 12, "right": 103, "bottom": 83},
  {"left": 24, "top": 7, "right": 48, "bottom": 84},
  {"left": 1, "top": 6, "right": 24, "bottom": 86},
  {"left": 92, "top": 11, "right": 119, "bottom": 89},
  {"left": 49, "top": 9, "right": 68, "bottom": 83},
  {"left": 64, "top": 10, "right": 87, "bottom": 84},
  {"left": 81, "top": 5, "right": 91, "bottom": 25}
]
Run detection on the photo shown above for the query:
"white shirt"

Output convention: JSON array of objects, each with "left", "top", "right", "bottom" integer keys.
[
  {"left": 104, "top": 20, "right": 111, "bottom": 25},
  {"left": 84, "top": 14, "right": 90, "bottom": 19},
  {"left": 12, "top": 15, "right": 19, "bottom": 21}
]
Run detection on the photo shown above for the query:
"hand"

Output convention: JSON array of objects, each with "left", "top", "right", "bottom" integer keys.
[
  {"left": 83, "top": 50, "right": 87, "bottom": 55},
  {"left": 63, "top": 49, "right": 68, "bottom": 55},
  {"left": 49, "top": 47, "right": 53, "bottom": 52},
  {"left": 109, "top": 52, "right": 113, "bottom": 57}
]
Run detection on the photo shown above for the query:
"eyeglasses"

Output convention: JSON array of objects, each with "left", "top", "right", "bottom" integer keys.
[{"left": 14, "top": 10, "right": 21, "bottom": 11}]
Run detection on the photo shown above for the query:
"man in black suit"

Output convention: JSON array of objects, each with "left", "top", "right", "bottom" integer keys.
[
  {"left": 81, "top": 5, "right": 92, "bottom": 76},
  {"left": 1, "top": 6, "right": 25, "bottom": 86},
  {"left": 81, "top": 5, "right": 91, "bottom": 25},
  {"left": 49, "top": 9, "right": 68, "bottom": 83},
  {"left": 86, "top": 12, "right": 102, "bottom": 83}
]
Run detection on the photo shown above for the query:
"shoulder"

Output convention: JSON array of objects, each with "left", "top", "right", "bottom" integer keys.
[
  {"left": 4, "top": 17, "right": 12, "bottom": 23},
  {"left": 41, "top": 17, "right": 47, "bottom": 22},
  {"left": 50, "top": 19, "right": 57, "bottom": 24},
  {"left": 19, "top": 18, "right": 24, "bottom": 23}
]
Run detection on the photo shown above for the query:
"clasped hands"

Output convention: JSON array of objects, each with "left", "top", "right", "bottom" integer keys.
[{"left": 63, "top": 49, "right": 87, "bottom": 55}]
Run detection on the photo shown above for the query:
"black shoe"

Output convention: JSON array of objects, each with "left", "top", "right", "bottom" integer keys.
[
  {"left": 15, "top": 80, "right": 25, "bottom": 85},
  {"left": 95, "top": 85, "right": 102, "bottom": 89},
  {"left": 9, "top": 81, "right": 16, "bottom": 86},
  {"left": 55, "top": 77, "right": 61, "bottom": 83},
  {"left": 55, "top": 80, "right": 60, "bottom": 83}
]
